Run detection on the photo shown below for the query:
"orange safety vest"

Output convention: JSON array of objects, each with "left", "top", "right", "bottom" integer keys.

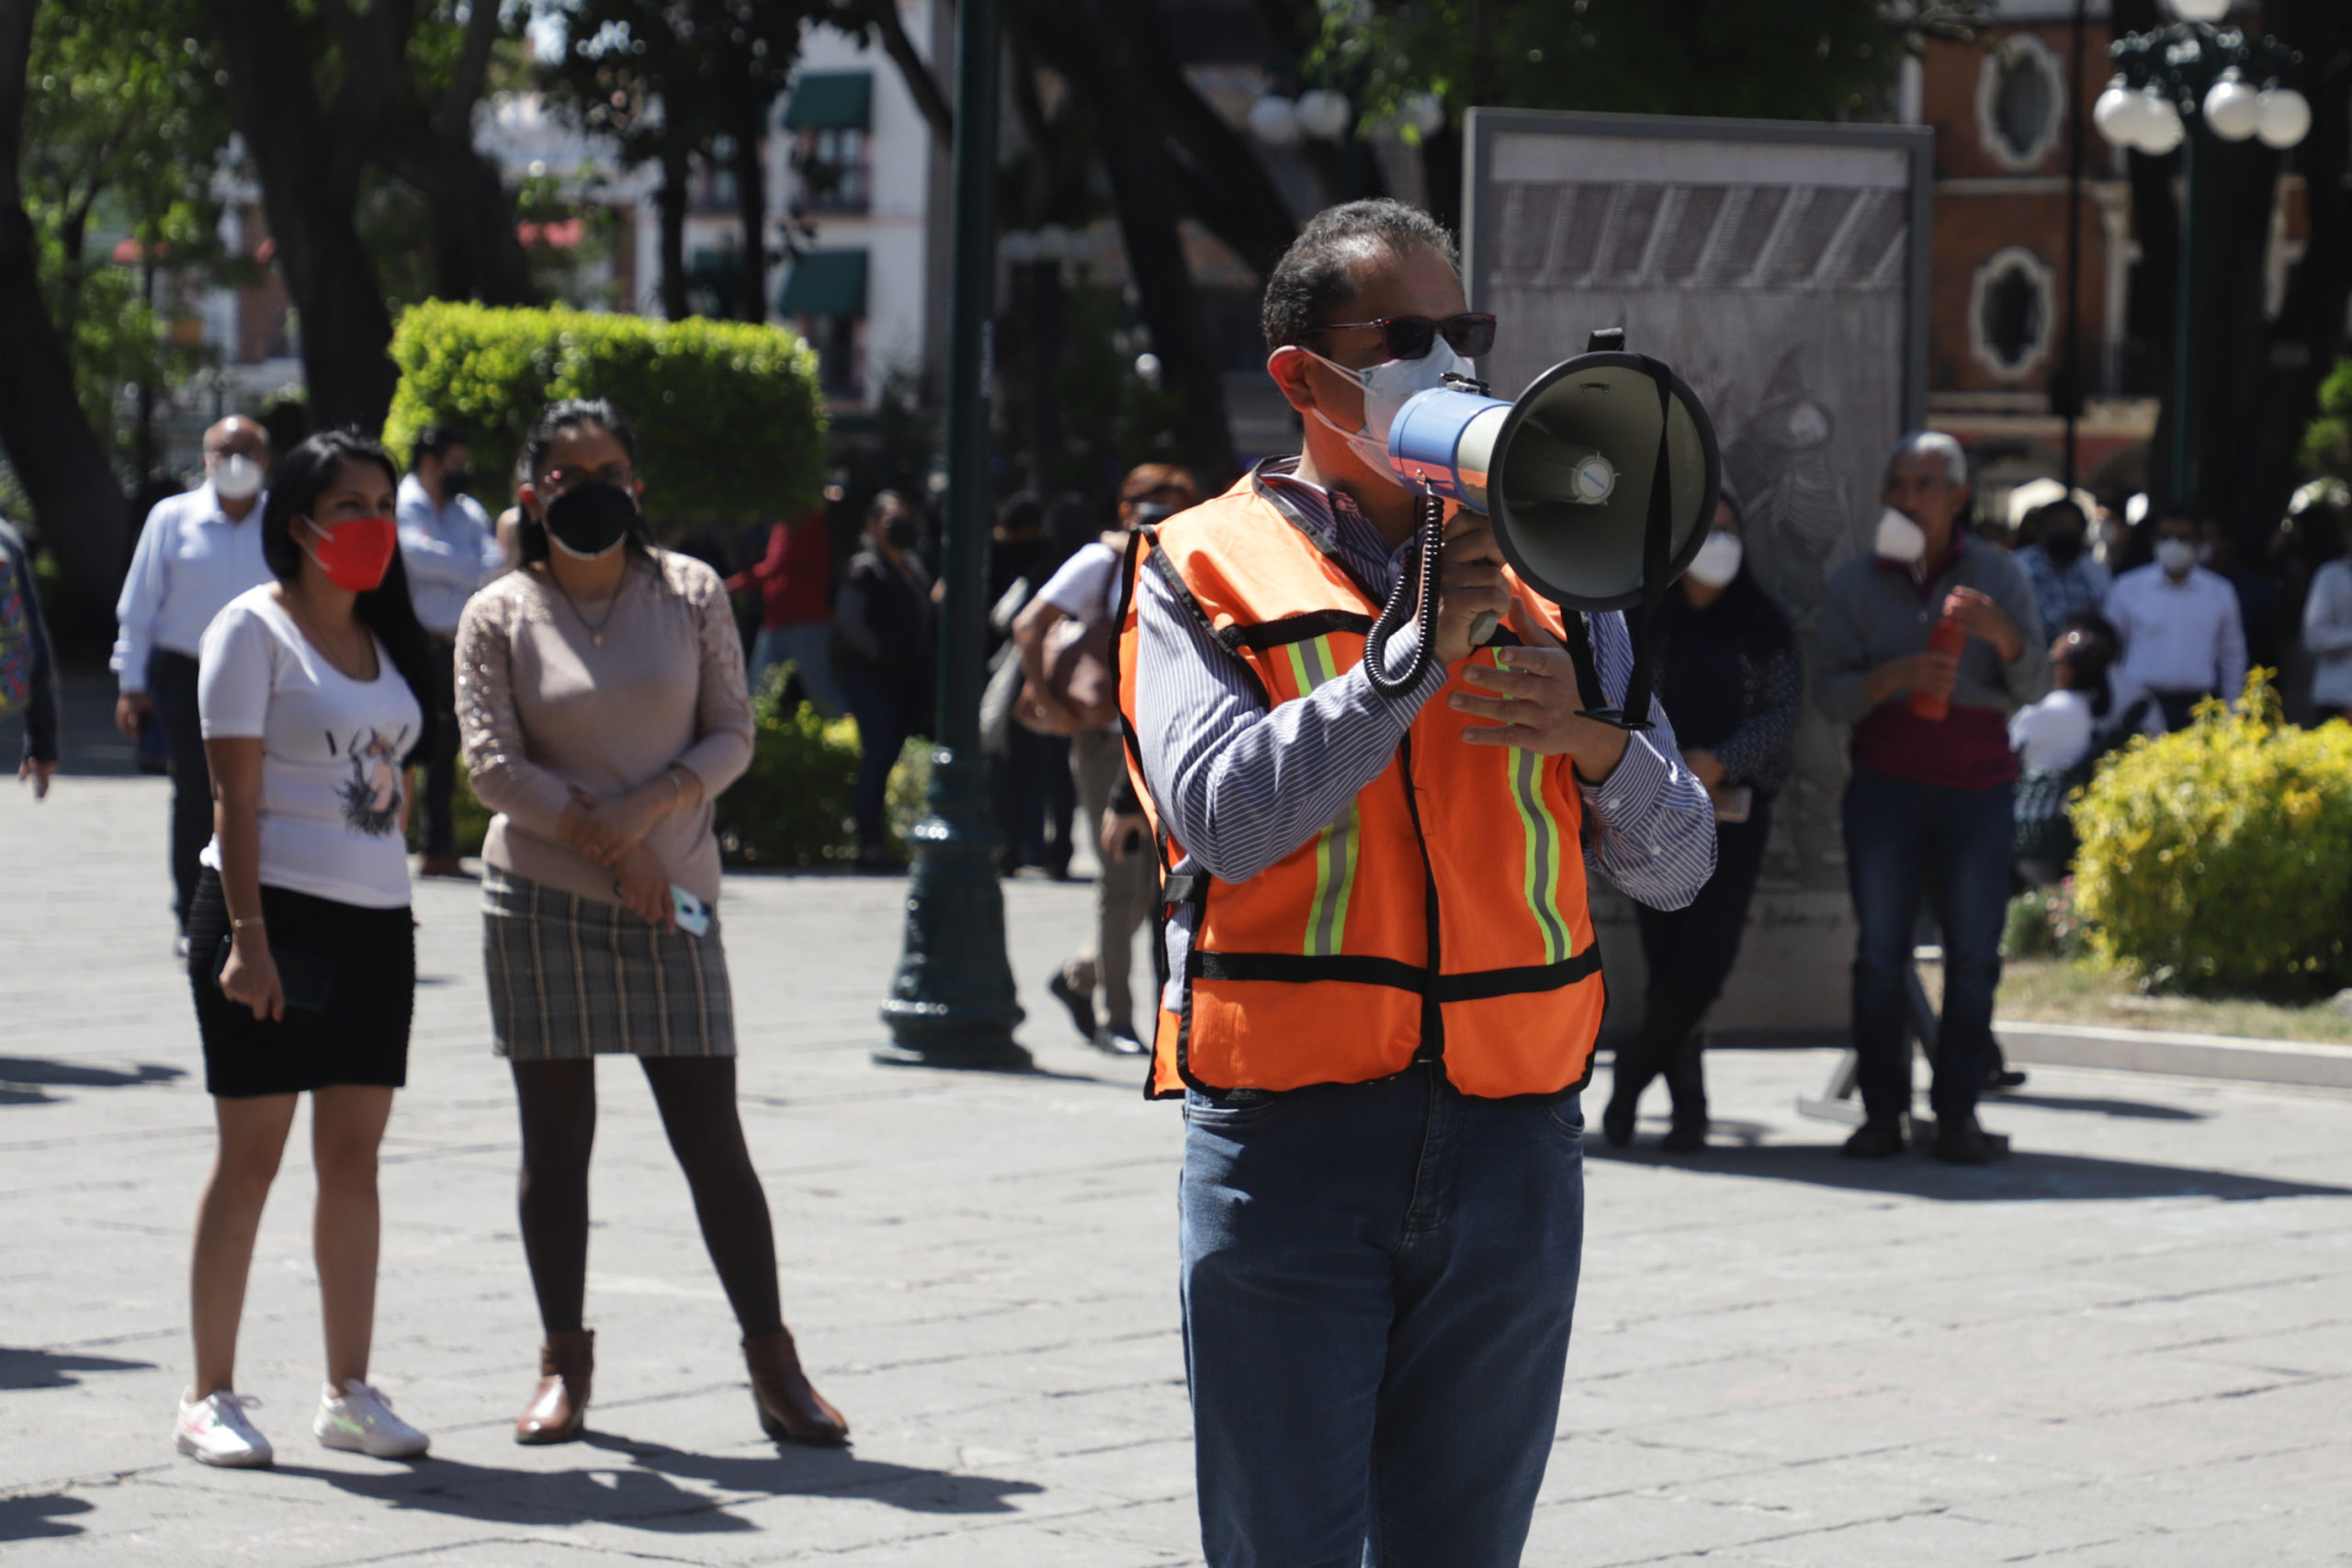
[{"left": 1116, "top": 470, "right": 1608, "bottom": 1101}]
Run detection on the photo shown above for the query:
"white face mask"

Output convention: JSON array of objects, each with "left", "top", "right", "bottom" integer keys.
[
  {"left": 1687, "top": 530, "right": 1744, "bottom": 590},
  {"left": 1294, "top": 340, "right": 1474, "bottom": 491},
  {"left": 1874, "top": 506, "right": 1928, "bottom": 565},
  {"left": 2155, "top": 536, "right": 2196, "bottom": 575},
  {"left": 549, "top": 530, "right": 627, "bottom": 562},
  {"left": 210, "top": 453, "right": 264, "bottom": 502}
]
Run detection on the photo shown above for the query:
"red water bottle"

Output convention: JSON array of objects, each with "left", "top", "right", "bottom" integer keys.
[{"left": 1909, "top": 615, "right": 1968, "bottom": 722}]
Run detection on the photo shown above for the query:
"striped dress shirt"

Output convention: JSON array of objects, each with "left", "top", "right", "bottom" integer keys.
[{"left": 1131, "top": 459, "right": 1716, "bottom": 1018}]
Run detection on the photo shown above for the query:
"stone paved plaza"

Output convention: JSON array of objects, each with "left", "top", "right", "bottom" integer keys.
[{"left": 4, "top": 769, "right": 2350, "bottom": 1565}]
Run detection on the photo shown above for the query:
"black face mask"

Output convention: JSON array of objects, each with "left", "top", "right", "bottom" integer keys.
[
  {"left": 881, "top": 515, "right": 918, "bottom": 549},
  {"left": 2043, "top": 529, "right": 2085, "bottom": 565},
  {"left": 543, "top": 480, "right": 638, "bottom": 559},
  {"left": 440, "top": 463, "right": 475, "bottom": 499}
]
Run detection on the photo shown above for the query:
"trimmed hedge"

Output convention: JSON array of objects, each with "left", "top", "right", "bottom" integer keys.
[
  {"left": 383, "top": 302, "right": 827, "bottom": 526},
  {"left": 2071, "top": 673, "right": 2352, "bottom": 995}
]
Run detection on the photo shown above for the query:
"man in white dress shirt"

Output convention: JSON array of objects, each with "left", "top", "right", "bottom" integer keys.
[
  {"left": 2102, "top": 511, "right": 2248, "bottom": 732},
  {"left": 395, "top": 424, "right": 505, "bottom": 876},
  {"left": 113, "top": 416, "right": 274, "bottom": 943}
]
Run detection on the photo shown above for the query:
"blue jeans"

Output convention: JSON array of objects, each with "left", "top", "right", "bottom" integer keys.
[
  {"left": 1180, "top": 1066, "right": 1586, "bottom": 1567},
  {"left": 749, "top": 621, "right": 846, "bottom": 717},
  {"left": 1842, "top": 764, "right": 2015, "bottom": 1123}
]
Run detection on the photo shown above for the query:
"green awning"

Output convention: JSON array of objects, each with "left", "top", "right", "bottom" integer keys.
[
  {"left": 777, "top": 250, "right": 868, "bottom": 317},
  {"left": 782, "top": 72, "right": 872, "bottom": 130}
]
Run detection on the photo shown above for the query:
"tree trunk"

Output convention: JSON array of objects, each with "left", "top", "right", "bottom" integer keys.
[
  {"left": 204, "top": 0, "right": 398, "bottom": 431},
  {"left": 658, "top": 143, "right": 691, "bottom": 320},
  {"left": 383, "top": 121, "right": 543, "bottom": 308},
  {"left": 1072, "top": 0, "right": 1235, "bottom": 479},
  {"left": 1420, "top": 122, "right": 1464, "bottom": 238},
  {"left": 730, "top": 103, "right": 770, "bottom": 323},
  {"left": 0, "top": 0, "right": 128, "bottom": 616}
]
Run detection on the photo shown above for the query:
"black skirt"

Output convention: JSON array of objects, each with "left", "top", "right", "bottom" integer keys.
[{"left": 187, "top": 868, "right": 415, "bottom": 1098}]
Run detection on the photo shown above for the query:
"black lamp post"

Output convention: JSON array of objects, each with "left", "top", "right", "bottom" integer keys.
[
  {"left": 2093, "top": 0, "right": 2309, "bottom": 513},
  {"left": 875, "top": 0, "right": 1033, "bottom": 1072}
]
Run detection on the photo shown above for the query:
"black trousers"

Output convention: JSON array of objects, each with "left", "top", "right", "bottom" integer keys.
[
  {"left": 416, "top": 637, "right": 461, "bottom": 857},
  {"left": 1615, "top": 799, "right": 1774, "bottom": 1126},
  {"left": 149, "top": 649, "right": 211, "bottom": 933}
]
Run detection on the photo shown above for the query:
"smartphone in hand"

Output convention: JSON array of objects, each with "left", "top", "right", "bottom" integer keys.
[{"left": 670, "top": 885, "right": 712, "bottom": 936}]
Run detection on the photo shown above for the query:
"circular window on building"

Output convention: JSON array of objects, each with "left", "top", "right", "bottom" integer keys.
[
  {"left": 1970, "top": 248, "right": 2054, "bottom": 380},
  {"left": 1977, "top": 34, "right": 2063, "bottom": 170}
]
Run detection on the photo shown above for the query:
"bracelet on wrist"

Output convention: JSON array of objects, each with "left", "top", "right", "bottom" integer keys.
[{"left": 232, "top": 916, "right": 265, "bottom": 931}]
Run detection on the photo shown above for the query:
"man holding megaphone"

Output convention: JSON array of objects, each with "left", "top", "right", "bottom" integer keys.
[{"left": 1115, "top": 199, "right": 1717, "bottom": 1566}]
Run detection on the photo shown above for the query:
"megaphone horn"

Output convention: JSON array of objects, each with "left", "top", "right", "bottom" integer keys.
[{"left": 1369, "top": 329, "right": 1723, "bottom": 731}]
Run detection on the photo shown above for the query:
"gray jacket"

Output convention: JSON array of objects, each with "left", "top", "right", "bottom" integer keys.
[{"left": 1814, "top": 539, "right": 2051, "bottom": 725}]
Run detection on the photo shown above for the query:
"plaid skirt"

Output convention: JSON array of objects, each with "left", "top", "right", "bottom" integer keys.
[{"left": 482, "top": 867, "right": 734, "bottom": 1059}]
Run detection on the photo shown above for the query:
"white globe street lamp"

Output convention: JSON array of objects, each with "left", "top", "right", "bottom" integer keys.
[
  {"left": 2167, "top": 0, "right": 2232, "bottom": 22},
  {"left": 1248, "top": 95, "right": 1301, "bottom": 148},
  {"left": 2094, "top": 76, "right": 2153, "bottom": 149},
  {"left": 1295, "top": 88, "right": 1353, "bottom": 141},
  {"left": 2137, "top": 91, "right": 2185, "bottom": 154},
  {"left": 2202, "top": 69, "right": 2262, "bottom": 141},
  {"left": 2256, "top": 85, "right": 2312, "bottom": 149}
]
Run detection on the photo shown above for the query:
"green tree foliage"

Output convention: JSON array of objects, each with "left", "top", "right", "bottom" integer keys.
[
  {"left": 383, "top": 301, "right": 827, "bottom": 526},
  {"left": 19, "top": 0, "right": 235, "bottom": 456},
  {"left": 1313, "top": 0, "right": 1989, "bottom": 131},
  {"left": 538, "top": 1, "right": 814, "bottom": 323},
  {"left": 2070, "top": 672, "right": 2352, "bottom": 996},
  {"left": 2301, "top": 357, "right": 2352, "bottom": 485}
]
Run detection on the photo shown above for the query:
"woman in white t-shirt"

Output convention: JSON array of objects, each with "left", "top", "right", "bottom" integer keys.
[
  {"left": 1015, "top": 463, "right": 1198, "bottom": 1054},
  {"left": 2010, "top": 623, "right": 2114, "bottom": 885},
  {"left": 175, "top": 431, "right": 437, "bottom": 1471}
]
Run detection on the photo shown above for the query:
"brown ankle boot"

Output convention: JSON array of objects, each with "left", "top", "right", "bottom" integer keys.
[
  {"left": 743, "top": 1327, "right": 848, "bottom": 1446},
  {"left": 514, "top": 1328, "right": 594, "bottom": 1445}
]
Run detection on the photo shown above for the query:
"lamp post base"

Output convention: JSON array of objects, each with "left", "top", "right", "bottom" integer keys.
[{"left": 875, "top": 746, "right": 1034, "bottom": 1073}]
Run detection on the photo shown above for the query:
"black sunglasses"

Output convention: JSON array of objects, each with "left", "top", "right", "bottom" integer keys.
[{"left": 1306, "top": 311, "right": 1497, "bottom": 362}]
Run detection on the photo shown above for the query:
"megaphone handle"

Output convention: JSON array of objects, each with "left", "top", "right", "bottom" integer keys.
[{"left": 1364, "top": 492, "right": 1448, "bottom": 699}]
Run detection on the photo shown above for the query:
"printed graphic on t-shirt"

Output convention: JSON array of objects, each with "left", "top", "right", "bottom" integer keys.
[{"left": 330, "top": 725, "right": 410, "bottom": 836}]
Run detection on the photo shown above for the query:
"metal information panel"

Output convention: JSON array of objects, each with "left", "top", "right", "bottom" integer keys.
[{"left": 1464, "top": 108, "right": 1933, "bottom": 1037}]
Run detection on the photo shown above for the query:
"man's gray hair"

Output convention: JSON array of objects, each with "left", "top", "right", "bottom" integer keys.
[{"left": 1884, "top": 430, "right": 1968, "bottom": 489}]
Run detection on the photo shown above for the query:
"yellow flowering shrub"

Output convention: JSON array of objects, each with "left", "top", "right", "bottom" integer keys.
[{"left": 2071, "top": 673, "right": 2352, "bottom": 994}]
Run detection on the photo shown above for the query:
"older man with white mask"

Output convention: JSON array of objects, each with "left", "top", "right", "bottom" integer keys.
[
  {"left": 113, "top": 416, "right": 276, "bottom": 948},
  {"left": 1813, "top": 431, "right": 2049, "bottom": 1164},
  {"left": 2102, "top": 511, "right": 2247, "bottom": 733}
]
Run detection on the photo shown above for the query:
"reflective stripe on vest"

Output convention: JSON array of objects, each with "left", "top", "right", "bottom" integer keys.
[
  {"left": 1284, "top": 633, "right": 1361, "bottom": 959},
  {"left": 1509, "top": 746, "right": 1572, "bottom": 966}
]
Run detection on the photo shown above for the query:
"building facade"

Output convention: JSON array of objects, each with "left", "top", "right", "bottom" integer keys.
[{"left": 1909, "top": 0, "right": 2156, "bottom": 504}]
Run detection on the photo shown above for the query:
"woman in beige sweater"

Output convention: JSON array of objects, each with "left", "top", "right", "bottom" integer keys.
[{"left": 457, "top": 399, "right": 846, "bottom": 1450}]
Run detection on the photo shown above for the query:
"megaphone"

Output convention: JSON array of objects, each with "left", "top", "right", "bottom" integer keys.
[{"left": 1363, "top": 329, "right": 1721, "bottom": 729}]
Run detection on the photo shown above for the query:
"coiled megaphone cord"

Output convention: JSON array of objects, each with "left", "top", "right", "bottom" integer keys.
[{"left": 1365, "top": 491, "right": 1449, "bottom": 698}]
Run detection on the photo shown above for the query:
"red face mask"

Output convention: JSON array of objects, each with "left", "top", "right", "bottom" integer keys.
[{"left": 300, "top": 515, "right": 398, "bottom": 592}]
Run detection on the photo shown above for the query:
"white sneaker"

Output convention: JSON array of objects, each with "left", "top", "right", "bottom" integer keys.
[
  {"left": 175, "top": 1390, "right": 273, "bottom": 1468},
  {"left": 1091, "top": 1025, "right": 1148, "bottom": 1057},
  {"left": 313, "top": 1379, "right": 430, "bottom": 1459}
]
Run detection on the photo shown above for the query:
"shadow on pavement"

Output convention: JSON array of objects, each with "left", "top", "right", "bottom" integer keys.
[
  {"left": 277, "top": 1456, "right": 754, "bottom": 1534},
  {"left": 585, "top": 1432, "right": 1044, "bottom": 1516},
  {"left": 1984, "top": 1090, "right": 2208, "bottom": 1122},
  {"left": 0, "top": 1346, "right": 157, "bottom": 1392},
  {"left": 273, "top": 1436, "right": 1042, "bottom": 1534},
  {"left": 0, "top": 1492, "right": 93, "bottom": 1542},
  {"left": 1589, "top": 1141, "right": 2352, "bottom": 1202},
  {"left": 0, "top": 1057, "right": 185, "bottom": 1107}
]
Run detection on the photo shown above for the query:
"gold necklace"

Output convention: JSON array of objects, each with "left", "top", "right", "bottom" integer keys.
[{"left": 548, "top": 562, "right": 628, "bottom": 647}]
